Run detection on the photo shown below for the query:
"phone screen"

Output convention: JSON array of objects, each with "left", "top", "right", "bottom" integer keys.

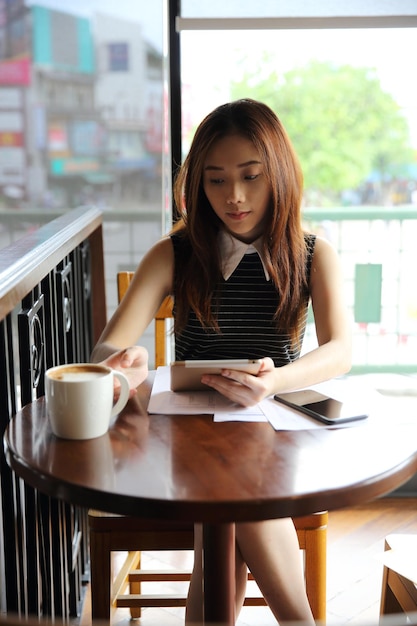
[
  {"left": 274, "top": 390, "right": 368, "bottom": 424},
  {"left": 303, "top": 397, "right": 346, "bottom": 420}
]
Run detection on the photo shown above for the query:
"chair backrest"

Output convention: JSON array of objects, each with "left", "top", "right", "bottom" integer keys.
[{"left": 117, "top": 271, "right": 173, "bottom": 368}]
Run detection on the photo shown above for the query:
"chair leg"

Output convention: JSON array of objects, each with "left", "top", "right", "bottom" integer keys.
[
  {"left": 90, "top": 529, "right": 111, "bottom": 623},
  {"left": 304, "top": 525, "right": 327, "bottom": 623},
  {"left": 380, "top": 565, "right": 403, "bottom": 615},
  {"left": 380, "top": 537, "right": 400, "bottom": 616},
  {"left": 109, "top": 550, "right": 142, "bottom": 618},
  {"left": 129, "top": 552, "right": 142, "bottom": 618}
]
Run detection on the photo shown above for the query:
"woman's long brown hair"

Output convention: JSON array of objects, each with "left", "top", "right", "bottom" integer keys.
[{"left": 172, "top": 98, "right": 308, "bottom": 345}]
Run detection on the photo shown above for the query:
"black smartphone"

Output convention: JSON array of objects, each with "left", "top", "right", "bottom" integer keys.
[{"left": 273, "top": 389, "right": 369, "bottom": 425}]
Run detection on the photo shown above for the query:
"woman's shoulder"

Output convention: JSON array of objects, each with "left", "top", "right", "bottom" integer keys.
[
  {"left": 304, "top": 232, "right": 339, "bottom": 255},
  {"left": 311, "top": 234, "right": 336, "bottom": 252},
  {"left": 309, "top": 234, "right": 340, "bottom": 269},
  {"left": 141, "top": 236, "right": 175, "bottom": 271}
]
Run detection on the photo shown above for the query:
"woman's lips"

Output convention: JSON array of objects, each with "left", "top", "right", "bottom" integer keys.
[{"left": 226, "top": 211, "right": 250, "bottom": 221}]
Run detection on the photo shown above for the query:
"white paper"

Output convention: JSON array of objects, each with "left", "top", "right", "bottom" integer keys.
[
  {"left": 260, "top": 395, "right": 323, "bottom": 430},
  {"left": 213, "top": 404, "right": 268, "bottom": 423}
]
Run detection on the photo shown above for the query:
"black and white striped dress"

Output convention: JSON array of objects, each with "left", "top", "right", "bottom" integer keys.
[{"left": 172, "top": 233, "right": 316, "bottom": 367}]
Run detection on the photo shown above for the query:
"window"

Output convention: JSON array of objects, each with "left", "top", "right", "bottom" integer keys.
[
  {"left": 175, "top": 1, "right": 417, "bottom": 372},
  {"left": 107, "top": 42, "right": 129, "bottom": 72},
  {"left": 0, "top": 1, "right": 166, "bottom": 359}
]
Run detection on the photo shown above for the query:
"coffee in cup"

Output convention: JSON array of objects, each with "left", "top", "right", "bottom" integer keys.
[{"left": 45, "top": 363, "right": 130, "bottom": 440}]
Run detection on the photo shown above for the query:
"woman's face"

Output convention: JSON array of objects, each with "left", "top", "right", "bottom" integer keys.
[{"left": 202, "top": 133, "right": 271, "bottom": 243}]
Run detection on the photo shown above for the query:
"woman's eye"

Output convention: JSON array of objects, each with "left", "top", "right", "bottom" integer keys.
[
  {"left": 210, "top": 178, "right": 224, "bottom": 184},
  {"left": 245, "top": 173, "right": 259, "bottom": 181}
]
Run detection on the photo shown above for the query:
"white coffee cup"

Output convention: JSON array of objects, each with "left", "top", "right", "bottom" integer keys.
[{"left": 45, "top": 363, "right": 130, "bottom": 440}]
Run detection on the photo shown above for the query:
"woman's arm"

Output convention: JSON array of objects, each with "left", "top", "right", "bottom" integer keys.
[
  {"left": 270, "top": 235, "right": 352, "bottom": 390},
  {"left": 202, "top": 236, "right": 352, "bottom": 405},
  {"left": 91, "top": 236, "right": 175, "bottom": 390}
]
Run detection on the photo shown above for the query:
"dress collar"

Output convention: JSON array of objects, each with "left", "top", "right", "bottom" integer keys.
[{"left": 218, "top": 230, "right": 270, "bottom": 281}]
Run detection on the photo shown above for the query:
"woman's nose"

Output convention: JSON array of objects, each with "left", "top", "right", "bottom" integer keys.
[{"left": 226, "top": 183, "right": 244, "bottom": 205}]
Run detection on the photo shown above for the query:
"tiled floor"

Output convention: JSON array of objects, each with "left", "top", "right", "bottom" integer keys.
[{"left": 79, "top": 498, "right": 417, "bottom": 626}]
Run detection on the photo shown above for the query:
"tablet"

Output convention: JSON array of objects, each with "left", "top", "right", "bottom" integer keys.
[
  {"left": 273, "top": 389, "right": 369, "bottom": 425},
  {"left": 170, "top": 359, "right": 262, "bottom": 392}
]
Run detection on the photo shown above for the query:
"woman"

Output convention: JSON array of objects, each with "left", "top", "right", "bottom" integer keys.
[{"left": 92, "top": 98, "right": 351, "bottom": 623}]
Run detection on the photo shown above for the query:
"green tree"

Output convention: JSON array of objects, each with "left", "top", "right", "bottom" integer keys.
[{"left": 231, "top": 59, "right": 413, "bottom": 204}]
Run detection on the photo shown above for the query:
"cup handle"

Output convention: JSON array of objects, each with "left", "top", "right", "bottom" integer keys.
[{"left": 111, "top": 370, "right": 130, "bottom": 417}]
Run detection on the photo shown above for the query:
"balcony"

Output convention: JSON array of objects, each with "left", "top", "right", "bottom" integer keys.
[{"left": 303, "top": 205, "right": 417, "bottom": 374}]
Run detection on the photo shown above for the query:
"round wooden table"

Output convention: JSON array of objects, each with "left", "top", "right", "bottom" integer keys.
[{"left": 5, "top": 376, "right": 417, "bottom": 624}]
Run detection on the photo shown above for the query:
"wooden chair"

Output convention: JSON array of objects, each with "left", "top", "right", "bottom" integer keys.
[
  {"left": 88, "top": 271, "right": 328, "bottom": 622},
  {"left": 116, "top": 271, "right": 173, "bottom": 368},
  {"left": 380, "top": 534, "right": 417, "bottom": 617}
]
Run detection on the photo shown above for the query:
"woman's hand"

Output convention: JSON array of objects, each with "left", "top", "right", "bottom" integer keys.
[
  {"left": 101, "top": 346, "right": 149, "bottom": 398},
  {"left": 201, "top": 357, "right": 276, "bottom": 407}
]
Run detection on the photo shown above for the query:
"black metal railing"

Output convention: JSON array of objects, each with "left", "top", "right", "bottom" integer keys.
[{"left": 0, "top": 206, "right": 106, "bottom": 619}]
